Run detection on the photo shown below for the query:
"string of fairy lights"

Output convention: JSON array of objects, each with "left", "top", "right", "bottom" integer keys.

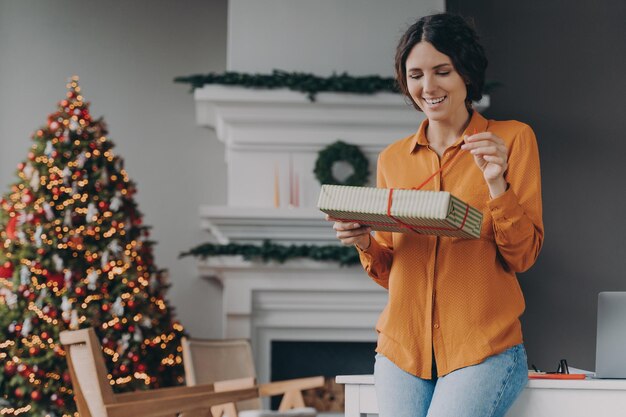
[{"left": 0, "top": 77, "right": 185, "bottom": 417}]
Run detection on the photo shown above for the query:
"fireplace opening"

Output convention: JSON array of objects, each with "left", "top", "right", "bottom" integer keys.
[{"left": 270, "top": 340, "right": 376, "bottom": 412}]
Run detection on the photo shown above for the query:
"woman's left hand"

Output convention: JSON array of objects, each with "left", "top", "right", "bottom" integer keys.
[{"left": 461, "top": 131, "right": 509, "bottom": 197}]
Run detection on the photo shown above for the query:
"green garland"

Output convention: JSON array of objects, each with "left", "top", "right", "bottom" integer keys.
[
  {"left": 180, "top": 240, "right": 360, "bottom": 266},
  {"left": 174, "top": 69, "right": 501, "bottom": 102},
  {"left": 174, "top": 69, "right": 398, "bottom": 101},
  {"left": 314, "top": 140, "right": 370, "bottom": 186}
]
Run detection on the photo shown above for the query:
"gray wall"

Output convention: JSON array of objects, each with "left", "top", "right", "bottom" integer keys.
[
  {"left": 0, "top": 0, "right": 228, "bottom": 338},
  {"left": 227, "top": 0, "right": 444, "bottom": 75},
  {"left": 447, "top": 0, "right": 626, "bottom": 371}
]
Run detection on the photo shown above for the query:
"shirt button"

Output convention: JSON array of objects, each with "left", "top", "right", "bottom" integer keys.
[{"left": 434, "top": 323, "right": 440, "bottom": 329}]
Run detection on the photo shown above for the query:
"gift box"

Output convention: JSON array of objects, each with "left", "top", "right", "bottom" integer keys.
[{"left": 318, "top": 184, "right": 483, "bottom": 239}]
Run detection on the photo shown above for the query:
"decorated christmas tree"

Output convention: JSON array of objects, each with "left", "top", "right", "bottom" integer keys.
[{"left": 0, "top": 77, "right": 186, "bottom": 416}]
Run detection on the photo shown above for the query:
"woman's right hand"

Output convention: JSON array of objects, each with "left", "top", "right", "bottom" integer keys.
[{"left": 325, "top": 215, "right": 372, "bottom": 250}]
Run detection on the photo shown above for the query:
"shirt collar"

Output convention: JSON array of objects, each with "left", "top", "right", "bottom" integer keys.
[{"left": 409, "top": 111, "right": 490, "bottom": 153}]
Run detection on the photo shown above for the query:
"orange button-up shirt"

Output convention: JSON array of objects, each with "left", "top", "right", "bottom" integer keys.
[{"left": 358, "top": 111, "right": 543, "bottom": 378}]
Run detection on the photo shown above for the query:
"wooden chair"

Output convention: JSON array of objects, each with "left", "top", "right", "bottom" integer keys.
[
  {"left": 59, "top": 328, "right": 260, "bottom": 417},
  {"left": 181, "top": 337, "right": 324, "bottom": 417}
]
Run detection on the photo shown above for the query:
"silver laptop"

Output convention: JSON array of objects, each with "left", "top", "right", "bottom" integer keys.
[{"left": 595, "top": 292, "right": 626, "bottom": 378}]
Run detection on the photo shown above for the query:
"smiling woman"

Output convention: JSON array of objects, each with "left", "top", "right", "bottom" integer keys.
[{"left": 326, "top": 13, "right": 544, "bottom": 417}]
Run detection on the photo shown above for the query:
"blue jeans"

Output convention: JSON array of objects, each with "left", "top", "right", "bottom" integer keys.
[{"left": 374, "top": 344, "right": 528, "bottom": 417}]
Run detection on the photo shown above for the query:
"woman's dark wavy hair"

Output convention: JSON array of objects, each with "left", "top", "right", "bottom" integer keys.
[{"left": 395, "top": 13, "right": 488, "bottom": 111}]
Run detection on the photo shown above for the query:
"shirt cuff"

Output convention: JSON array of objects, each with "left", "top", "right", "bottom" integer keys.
[
  {"left": 487, "top": 186, "right": 520, "bottom": 221},
  {"left": 355, "top": 233, "right": 384, "bottom": 259}
]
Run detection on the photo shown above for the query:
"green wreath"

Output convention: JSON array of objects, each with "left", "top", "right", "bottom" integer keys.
[{"left": 314, "top": 140, "right": 370, "bottom": 186}]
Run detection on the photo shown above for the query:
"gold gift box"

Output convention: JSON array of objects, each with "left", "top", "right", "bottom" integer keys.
[{"left": 318, "top": 184, "right": 483, "bottom": 239}]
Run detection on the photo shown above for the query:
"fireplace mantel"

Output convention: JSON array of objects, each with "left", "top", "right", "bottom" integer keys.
[{"left": 199, "top": 206, "right": 332, "bottom": 244}]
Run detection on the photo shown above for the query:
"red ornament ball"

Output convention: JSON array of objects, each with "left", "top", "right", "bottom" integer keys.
[
  {"left": 4, "top": 362, "right": 16, "bottom": 376},
  {"left": 14, "top": 387, "right": 24, "bottom": 398},
  {"left": 28, "top": 152, "right": 35, "bottom": 160},
  {"left": 41, "top": 331, "right": 49, "bottom": 340},
  {"left": 29, "top": 346, "right": 40, "bottom": 356},
  {"left": 46, "top": 272, "right": 65, "bottom": 288},
  {"left": 0, "top": 264, "right": 13, "bottom": 279},
  {"left": 30, "top": 390, "right": 42, "bottom": 401},
  {"left": 62, "top": 372, "right": 72, "bottom": 383}
]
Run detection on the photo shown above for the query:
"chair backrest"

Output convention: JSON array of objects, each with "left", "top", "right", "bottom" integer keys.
[
  {"left": 60, "top": 328, "right": 116, "bottom": 417},
  {"left": 181, "top": 337, "right": 262, "bottom": 411}
]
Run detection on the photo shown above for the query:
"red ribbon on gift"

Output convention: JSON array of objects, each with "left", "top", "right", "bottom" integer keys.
[{"left": 383, "top": 188, "right": 471, "bottom": 234}]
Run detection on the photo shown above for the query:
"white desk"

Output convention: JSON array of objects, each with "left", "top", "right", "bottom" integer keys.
[{"left": 336, "top": 374, "right": 626, "bottom": 417}]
